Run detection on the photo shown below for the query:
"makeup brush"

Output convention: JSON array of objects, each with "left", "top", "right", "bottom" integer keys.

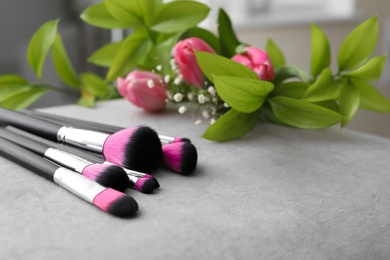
[
  {"left": 6, "top": 126, "right": 160, "bottom": 194},
  {"left": 0, "top": 137, "right": 138, "bottom": 217},
  {"left": 0, "top": 108, "right": 162, "bottom": 172},
  {"left": 0, "top": 128, "right": 129, "bottom": 191},
  {"left": 162, "top": 141, "right": 198, "bottom": 175},
  {"left": 22, "top": 110, "right": 197, "bottom": 173},
  {"left": 22, "top": 110, "right": 191, "bottom": 144}
]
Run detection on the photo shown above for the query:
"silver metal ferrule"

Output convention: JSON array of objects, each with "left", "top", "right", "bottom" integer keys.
[
  {"left": 44, "top": 148, "right": 91, "bottom": 173},
  {"left": 158, "top": 134, "right": 175, "bottom": 144},
  {"left": 57, "top": 126, "right": 109, "bottom": 152},
  {"left": 53, "top": 167, "right": 106, "bottom": 203}
]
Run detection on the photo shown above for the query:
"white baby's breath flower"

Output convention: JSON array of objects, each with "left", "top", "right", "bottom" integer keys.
[
  {"left": 202, "top": 110, "right": 210, "bottom": 119},
  {"left": 223, "top": 102, "right": 230, "bottom": 108},
  {"left": 170, "top": 59, "right": 177, "bottom": 70},
  {"left": 173, "top": 93, "right": 183, "bottom": 102},
  {"left": 198, "top": 94, "right": 206, "bottom": 104},
  {"left": 194, "top": 119, "right": 202, "bottom": 125},
  {"left": 156, "top": 65, "right": 162, "bottom": 71},
  {"left": 173, "top": 75, "right": 183, "bottom": 85},
  {"left": 147, "top": 79, "right": 155, "bottom": 88},
  {"left": 210, "top": 118, "right": 216, "bottom": 125},
  {"left": 212, "top": 97, "right": 219, "bottom": 104},
  {"left": 178, "top": 106, "right": 188, "bottom": 114},
  {"left": 187, "top": 93, "right": 194, "bottom": 101},
  {"left": 208, "top": 86, "right": 216, "bottom": 96},
  {"left": 164, "top": 75, "right": 170, "bottom": 83}
]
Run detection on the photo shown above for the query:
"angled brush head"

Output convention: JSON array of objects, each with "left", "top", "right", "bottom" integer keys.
[
  {"left": 162, "top": 142, "right": 198, "bottom": 175},
  {"left": 134, "top": 177, "right": 158, "bottom": 194},
  {"left": 103, "top": 126, "right": 162, "bottom": 172},
  {"left": 82, "top": 164, "right": 129, "bottom": 192},
  {"left": 173, "top": 137, "right": 191, "bottom": 143},
  {"left": 93, "top": 188, "right": 138, "bottom": 217}
]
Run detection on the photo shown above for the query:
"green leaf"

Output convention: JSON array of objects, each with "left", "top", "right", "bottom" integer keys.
[
  {"left": 311, "top": 23, "right": 331, "bottom": 77},
  {"left": 0, "top": 75, "right": 28, "bottom": 85},
  {"left": 140, "top": 0, "right": 163, "bottom": 27},
  {"left": 273, "top": 65, "right": 309, "bottom": 85},
  {"left": 151, "top": 1, "right": 210, "bottom": 33},
  {"left": 214, "top": 76, "right": 274, "bottom": 113},
  {"left": 88, "top": 41, "right": 122, "bottom": 67},
  {"left": 260, "top": 102, "right": 288, "bottom": 125},
  {"left": 339, "top": 79, "right": 360, "bottom": 126},
  {"left": 106, "top": 32, "right": 153, "bottom": 82},
  {"left": 81, "top": 72, "right": 109, "bottom": 98},
  {"left": 181, "top": 27, "right": 220, "bottom": 54},
  {"left": 266, "top": 38, "right": 285, "bottom": 67},
  {"left": 337, "top": 16, "right": 378, "bottom": 71},
  {"left": 0, "top": 86, "right": 47, "bottom": 110},
  {"left": 80, "top": 3, "right": 129, "bottom": 29},
  {"left": 202, "top": 109, "right": 259, "bottom": 141},
  {"left": 104, "top": 0, "right": 143, "bottom": 26},
  {"left": 27, "top": 19, "right": 59, "bottom": 79},
  {"left": 271, "top": 82, "right": 309, "bottom": 99},
  {"left": 303, "top": 68, "right": 339, "bottom": 102},
  {"left": 217, "top": 8, "right": 241, "bottom": 57},
  {"left": 195, "top": 51, "right": 258, "bottom": 84},
  {"left": 313, "top": 100, "right": 340, "bottom": 112},
  {"left": 343, "top": 56, "right": 386, "bottom": 80},
  {"left": 352, "top": 78, "right": 390, "bottom": 112},
  {"left": 51, "top": 34, "right": 80, "bottom": 88},
  {"left": 269, "top": 96, "right": 344, "bottom": 129},
  {"left": 0, "top": 75, "right": 30, "bottom": 103}
]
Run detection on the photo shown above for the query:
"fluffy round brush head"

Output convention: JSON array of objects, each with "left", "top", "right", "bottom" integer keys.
[
  {"left": 134, "top": 177, "right": 158, "bottom": 194},
  {"left": 82, "top": 164, "right": 129, "bottom": 192},
  {"left": 103, "top": 126, "right": 162, "bottom": 172},
  {"left": 162, "top": 142, "right": 198, "bottom": 175},
  {"left": 93, "top": 188, "right": 138, "bottom": 217}
]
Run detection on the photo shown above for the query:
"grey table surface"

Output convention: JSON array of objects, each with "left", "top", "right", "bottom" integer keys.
[{"left": 1, "top": 99, "right": 390, "bottom": 260}]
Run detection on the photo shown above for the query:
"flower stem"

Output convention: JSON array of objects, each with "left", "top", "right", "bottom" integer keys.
[{"left": 38, "top": 84, "right": 80, "bottom": 97}]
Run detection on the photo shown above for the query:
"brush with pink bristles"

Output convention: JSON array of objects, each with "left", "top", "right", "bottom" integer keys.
[
  {"left": 5, "top": 126, "right": 160, "bottom": 194},
  {"left": 0, "top": 108, "right": 162, "bottom": 173},
  {"left": 162, "top": 141, "right": 198, "bottom": 175},
  {"left": 0, "top": 128, "right": 129, "bottom": 191},
  {"left": 0, "top": 137, "right": 138, "bottom": 217},
  {"left": 22, "top": 110, "right": 198, "bottom": 174},
  {"left": 23, "top": 110, "right": 192, "bottom": 144}
]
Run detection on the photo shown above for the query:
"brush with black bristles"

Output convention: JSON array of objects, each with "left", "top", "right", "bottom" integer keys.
[
  {"left": 23, "top": 110, "right": 198, "bottom": 174},
  {"left": 0, "top": 128, "right": 129, "bottom": 191},
  {"left": 0, "top": 107, "right": 162, "bottom": 172},
  {"left": 22, "top": 110, "right": 192, "bottom": 144},
  {"left": 0, "top": 137, "right": 138, "bottom": 217},
  {"left": 5, "top": 126, "right": 160, "bottom": 194}
]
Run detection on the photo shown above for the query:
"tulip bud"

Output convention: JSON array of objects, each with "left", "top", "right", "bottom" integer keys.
[
  {"left": 117, "top": 71, "right": 167, "bottom": 112},
  {"left": 232, "top": 47, "right": 274, "bottom": 81},
  {"left": 173, "top": 37, "right": 216, "bottom": 88}
]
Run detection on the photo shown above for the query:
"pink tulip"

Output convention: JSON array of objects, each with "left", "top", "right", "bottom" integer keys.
[
  {"left": 232, "top": 47, "right": 274, "bottom": 81},
  {"left": 117, "top": 71, "right": 167, "bottom": 112},
  {"left": 173, "top": 37, "right": 216, "bottom": 88}
]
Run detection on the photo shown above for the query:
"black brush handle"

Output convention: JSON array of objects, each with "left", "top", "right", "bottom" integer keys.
[
  {"left": 0, "top": 128, "right": 49, "bottom": 155},
  {"left": 0, "top": 108, "right": 63, "bottom": 140},
  {"left": 7, "top": 126, "right": 103, "bottom": 164},
  {"left": 0, "top": 137, "right": 58, "bottom": 181},
  {"left": 24, "top": 110, "right": 121, "bottom": 134}
]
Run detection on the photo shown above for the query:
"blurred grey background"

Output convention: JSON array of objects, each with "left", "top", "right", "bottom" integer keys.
[{"left": 0, "top": 0, "right": 389, "bottom": 137}]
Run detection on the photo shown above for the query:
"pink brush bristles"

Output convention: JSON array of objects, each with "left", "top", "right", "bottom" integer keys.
[
  {"left": 93, "top": 188, "right": 138, "bottom": 217},
  {"left": 162, "top": 142, "right": 198, "bottom": 175},
  {"left": 82, "top": 164, "right": 129, "bottom": 191},
  {"left": 102, "top": 126, "right": 162, "bottom": 172}
]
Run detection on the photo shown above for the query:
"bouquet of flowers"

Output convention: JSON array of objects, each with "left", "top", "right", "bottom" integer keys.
[{"left": 0, "top": 0, "right": 389, "bottom": 141}]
